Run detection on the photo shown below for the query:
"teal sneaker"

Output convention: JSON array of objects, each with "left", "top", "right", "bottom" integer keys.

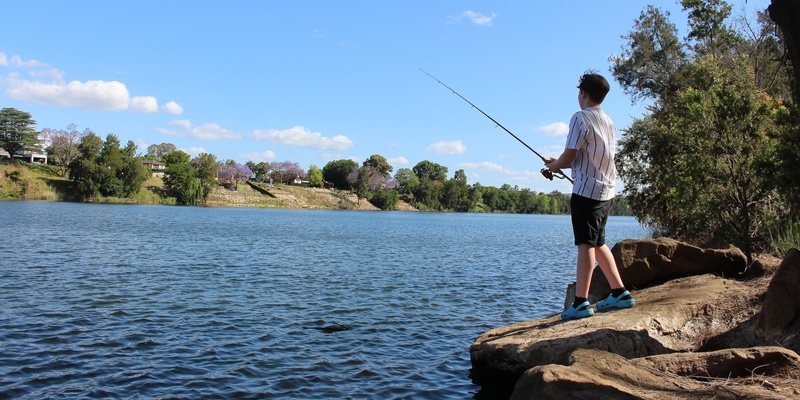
[
  {"left": 561, "top": 300, "right": 594, "bottom": 320},
  {"left": 596, "top": 290, "right": 635, "bottom": 310}
]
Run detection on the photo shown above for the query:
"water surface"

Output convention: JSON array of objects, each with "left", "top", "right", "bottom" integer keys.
[{"left": 0, "top": 201, "right": 649, "bottom": 398}]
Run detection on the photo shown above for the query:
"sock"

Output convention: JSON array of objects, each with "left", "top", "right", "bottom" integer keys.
[
  {"left": 611, "top": 288, "right": 631, "bottom": 300},
  {"left": 572, "top": 297, "right": 588, "bottom": 308}
]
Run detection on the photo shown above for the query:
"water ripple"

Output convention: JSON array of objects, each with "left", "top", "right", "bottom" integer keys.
[{"left": 1, "top": 202, "right": 649, "bottom": 399}]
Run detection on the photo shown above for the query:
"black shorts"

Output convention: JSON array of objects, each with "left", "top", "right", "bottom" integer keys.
[{"left": 570, "top": 194, "right": 613, "bottom": 246}]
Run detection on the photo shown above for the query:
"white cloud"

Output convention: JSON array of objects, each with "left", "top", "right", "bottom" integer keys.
[
  {"left": 163, "top": 101, "right": 183, "bottom": 115},
  {"left": 158, "top": 119, "right": 241, "bottom": 140},
  {"left": 183, "top": 147, "right": 207, "bottom": 157},
  {"left": 426, "top": 140, "right": 466, "bottom": 155},
  {"left": 250, "top": 126, "right": 354, "bottom": 151},
  {"left": 240, "top": 150, "right": 277, "bottom": 162},
  {"left": 0, "top": 53, "right": 46, "bottom": 68},
  {"left": 170, "top": 119, "right": 192, "bottom": 130},
  {"left": 6, "top": 77, "right": 130, "bottom": 111},
  {"left": 388, "top": 156, "right": 409, "bottom": 166},
  {"left": 459, "top": 161, "right": 508, "bottom": 173},
  {"left": 1, "top": 52, "right": 174, "bottom": 114},
  {"left": 190, "top": 123, "right": 241, "bottom": 140},
  {"left": 537, "top": 122, "right": 569, "bottom": 136},
  {"left": 131, "top": 96, "right": 158, "bottom": 113},
  {"left": 449, "top": 10, "right": 496, "bottom": 26}
]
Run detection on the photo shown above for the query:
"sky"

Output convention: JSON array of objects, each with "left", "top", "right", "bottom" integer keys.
[{"left": 1, "top": 0, "right": 770, "bottom": 193}]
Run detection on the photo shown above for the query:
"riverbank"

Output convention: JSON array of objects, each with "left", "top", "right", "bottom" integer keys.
[
  {"left": 471, "top": 238, "right": 800, "bottom": 399},
  {"left": 0, "top": 162, "right": 416, "bottom": 211}
]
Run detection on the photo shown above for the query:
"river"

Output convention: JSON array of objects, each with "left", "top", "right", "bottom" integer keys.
[{"left": 0, "top": 201, "right": 650, "bottom": 398}]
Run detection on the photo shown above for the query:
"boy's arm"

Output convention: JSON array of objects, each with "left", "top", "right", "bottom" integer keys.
[{"left": 544, "top": 148, "right": 577, "bottom": 173}]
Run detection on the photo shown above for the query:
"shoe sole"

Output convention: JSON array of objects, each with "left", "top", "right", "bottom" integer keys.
[{"left": 597, "top": 299, "right": 635, "bottom": 310}]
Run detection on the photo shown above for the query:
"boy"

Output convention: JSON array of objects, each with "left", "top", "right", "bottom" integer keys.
[{"left": 544, "top": 71, "right": 635, "bottom": 320}]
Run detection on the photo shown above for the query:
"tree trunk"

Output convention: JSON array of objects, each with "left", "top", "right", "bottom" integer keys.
[{"left": 769, "top": 0, "right": 800, "bottom": 103}]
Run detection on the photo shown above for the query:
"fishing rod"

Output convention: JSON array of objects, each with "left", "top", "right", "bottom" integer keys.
[{"left": 420, "top": 69, "right": 573, "bottom": 184}]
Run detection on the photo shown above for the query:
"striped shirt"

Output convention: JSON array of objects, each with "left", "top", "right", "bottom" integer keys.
[{"left": 565, "top": 106, "right": 617, "bottom": 201}]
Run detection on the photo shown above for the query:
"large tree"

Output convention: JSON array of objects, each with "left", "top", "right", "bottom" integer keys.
[
  {"left": 612, "top": 1, "right": 793, "bottom": 260},
  {"left": 41, "top": 123, "right": 90, "bottom": 177},
  {"left": 191, "top": 153, "right": 219, "bottom": 200},
  {"left": 163, "top": 150, "right": 203, "bottom": 205},
  {"left": 322, "top": 159, "right": 358, "bottom": 190},
  {"left": 67, "top": 133, "right": 148, "bottom": 199},
  {"left": 0, "top": 108, "right": 40, "bottom": 161}
]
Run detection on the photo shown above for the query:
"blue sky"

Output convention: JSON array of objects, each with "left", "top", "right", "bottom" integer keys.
[{"left": 1, "top": 0, "right": 768, "bottom": 193}]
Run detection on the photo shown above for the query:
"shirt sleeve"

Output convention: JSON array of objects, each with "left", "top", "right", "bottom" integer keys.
[{"left": 565, "top": 111, "right": 585, "bottom": 150}]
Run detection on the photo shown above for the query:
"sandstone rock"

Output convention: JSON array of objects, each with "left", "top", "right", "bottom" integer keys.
[
  {"left": 510, "top": 347, "right": 800, "bottom": 400},
  {"left": 472, "top": 274, "right": 759, "bottom": 381},
  {"left": 582, "top": 238, "right": 747, "bottom": 303},
  {"left": 756, "top": 248, "right": 800, "bottom": 342}
]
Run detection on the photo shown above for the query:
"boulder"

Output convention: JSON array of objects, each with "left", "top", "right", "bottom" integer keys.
[
  {"left": 756, "top": 248, "right": 800, "bottom": 342},
  {"left": 510, "top": 347, "right": 800, "bottom": 400},
  {"left": 575, "top": 238, "right": 748, "bottom": 306},
  {"left": 472, "top": 274, "right": 761, "bottom": 381}
]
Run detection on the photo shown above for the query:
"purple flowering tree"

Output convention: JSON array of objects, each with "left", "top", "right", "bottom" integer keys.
[{"left": 218, "top": 163, "right": 252, "bottom": 190}]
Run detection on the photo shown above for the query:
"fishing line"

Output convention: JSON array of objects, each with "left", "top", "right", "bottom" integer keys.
[{"left": 420, "top": 69, "right": 573, "bottom": 184}]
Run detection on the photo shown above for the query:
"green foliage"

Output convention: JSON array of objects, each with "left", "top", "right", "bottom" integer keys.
[
  {"left": 764, "top": 214, "right": 800, "bottom": 258},
  {"left": 370, "top": 189, "right": 399, "bottom": 210},
  {"left": 163, "top": 152, "right": 200, "bottom": 205},
  {"left": 394, "top": 168, "right": 419, "bottom": 195},
  {"left": 307, "top": 165, "right": 324, "bottom": 188},
  {"left": 66, "top": 133, "right": 148, "bottom": 200},
  {"left": 609, "top": 6, "right": 687, "bottom": 102},
  {"left": 191, "top": 152, "right": 218, "bottom": 200},
  {"left": 322, "top": 159, "right": 358, "bottom": 190},
  {"left": 611, "top": 1, "right": 797, "bottom": 260},
  {"left": 412, "top": 160, "right": 448, "bottom": 182},
  {"left": 0, "top": 108, "right": 41, "bottom": 160}
]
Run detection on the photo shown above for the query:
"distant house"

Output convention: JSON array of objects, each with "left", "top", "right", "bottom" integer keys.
[
  {"left": 290, "top": 176, "right": 310, "bottom": 187},
  {"left": 0, "top": 148, "right": 48, "bottom": 164},
  {"left": 141, "top": 160, "right": 167, "bottom": 177}
]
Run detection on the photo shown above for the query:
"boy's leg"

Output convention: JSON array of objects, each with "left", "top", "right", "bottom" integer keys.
[
  {"left": 595, "top": 244, "right": 624, "bottom": 290},
  {"left": 575, "top": 244, "right": 596, "bottom": 298}
]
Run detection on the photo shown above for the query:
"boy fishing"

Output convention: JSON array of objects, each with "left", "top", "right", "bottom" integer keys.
[{"left": 543, "top": 71, "right": 635, "bottom": 320}]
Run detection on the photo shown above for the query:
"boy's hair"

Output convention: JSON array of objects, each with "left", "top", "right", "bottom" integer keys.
[{"left": 577, "top": 71, "right": 610, "bottom": 104}]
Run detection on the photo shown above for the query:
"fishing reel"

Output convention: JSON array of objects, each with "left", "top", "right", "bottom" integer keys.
[{"left": 540, "top": 168, "right": 570, "bottom": 182}]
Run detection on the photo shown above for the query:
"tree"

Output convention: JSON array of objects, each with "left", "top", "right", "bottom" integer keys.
[
  {"left": 0, "top": 108, "right": 40, "bottom": 162},
  {"left": 363, "top": 154, "right": 393, "bottom": 176},
  {"left": 41, "top": 123, "right": 90, "bottom": 177},
  {"left": 191, "top": 153, "right": 219, "bottom": 200},
  {"left": 322, "top": 159, "right": 358, "bottom": 190},
  {"left": 609, "top": 6, "right": 687, "bottom": 102},
  {"left": 412, "top": 160, "right": 448, "bottom": 182},
  {"left": 394, "top": 168, "right": 419, "bottom": 196},
  {"left": 618, "top": 59, "right": 784, "bottom": 260},
  {"left": 269, "top": 161, "right": 305, "bottom": 184},
  {"left": 68, "top": 133, "right": 108, "bottom": 199},
  {"left": 163, "top": 150, "right": 202, "bottom": 205},
  {"left": 218, "top": 163, "right": 252, "bottom": 190},
  {"left": 146, "top": 143, "right": 177, "bottom": 160},
  {"left": 67, "top": 133, "right": 148, "bottom": 199},
  {"left": 307, "top": 165, "right": 324, "bottom": 188},
  {"left": 612, "top": 2, "right": 796, "bottom": 260},
  {"left": 768, "top": 0, "right": 800, "bottom": 105},
  {"left": 442, "top": 169, "right": 472, "bottom": 212}
]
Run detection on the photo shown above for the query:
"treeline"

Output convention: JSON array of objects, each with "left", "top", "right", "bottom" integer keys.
[{"left": 4, "top": 111, "right": 609, "bottom": 214}]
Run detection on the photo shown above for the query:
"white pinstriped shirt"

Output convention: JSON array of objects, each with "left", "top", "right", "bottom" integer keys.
[{"left": 565, "top": 106, "right": 617, "bottom": 201}]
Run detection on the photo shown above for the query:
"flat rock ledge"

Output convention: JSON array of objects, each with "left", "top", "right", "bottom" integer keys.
[{"left": 471, "top": 244, "right": 800, "bottom": 399}]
